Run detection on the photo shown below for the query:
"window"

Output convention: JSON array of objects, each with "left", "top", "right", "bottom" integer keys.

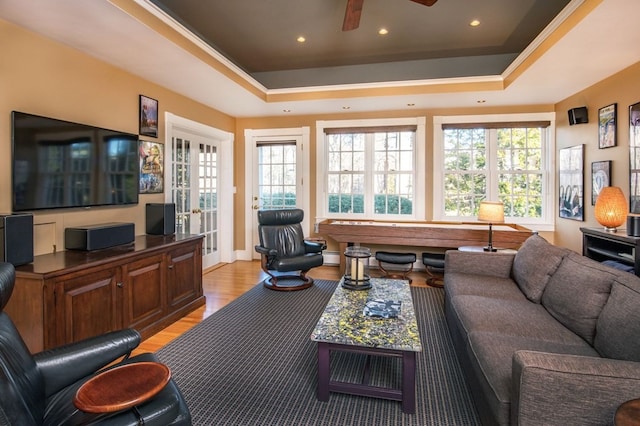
[
  {"left": 433, "top": 113, "right": 555, "bottom": 230},
  {"left": 317, "top": 118, "right": 426, "bottom": 220}
]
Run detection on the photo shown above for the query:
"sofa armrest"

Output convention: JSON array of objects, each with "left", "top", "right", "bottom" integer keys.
[
  {"left": 512, "top": 350, "right": 640, "bottom": 426},
  {"left": 444, "top": 250, "right": 515, "bottom": 278},
  {"left": 33, "top": 329, "right": 141, "bottom": 397}
]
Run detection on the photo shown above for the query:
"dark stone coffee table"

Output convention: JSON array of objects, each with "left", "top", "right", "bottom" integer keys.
[{"left": 310, "top": 277, "right": 422, "bottom": 413}]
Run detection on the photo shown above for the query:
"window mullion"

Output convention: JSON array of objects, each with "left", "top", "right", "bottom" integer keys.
[
  {"left": 364, "top": 133, "right": 375, "bottom": 216},
  {"left": 487, "top": 128, "right": 498, "bottom": 201}
]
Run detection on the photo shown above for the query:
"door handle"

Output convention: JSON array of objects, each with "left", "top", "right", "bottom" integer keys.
[
  {"left": 253, "top": 205, "right": 259, "bottom": 210},
  {"left": 192, "top": 208, "right": 202, "bottom": 214}
]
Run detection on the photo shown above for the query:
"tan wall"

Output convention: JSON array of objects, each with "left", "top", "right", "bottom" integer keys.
[
  {"left": 0, "top": 19, "right": 234, "bottom": 254},
  {"left": 554, "top": 61, "right": 640, "bottom": 253}
]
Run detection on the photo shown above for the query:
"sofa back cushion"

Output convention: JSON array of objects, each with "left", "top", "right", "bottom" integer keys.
[
  {"left": 513, "top": 234, "right": 568, "bottom": 303},
  {"left": 541, "top": 252, "right": 616, "bottom": 344},
  {"left": 594, "top": 273, "right": 640, "bottom": 361}
]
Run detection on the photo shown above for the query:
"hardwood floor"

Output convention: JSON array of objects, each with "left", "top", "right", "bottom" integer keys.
[{"left": 134, "top": 260, "right": 431, "bottom": 355}]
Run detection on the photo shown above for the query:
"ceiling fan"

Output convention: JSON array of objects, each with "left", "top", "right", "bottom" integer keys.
[{"left": 343, "top": 0, "right": 438, "bottom": 31}]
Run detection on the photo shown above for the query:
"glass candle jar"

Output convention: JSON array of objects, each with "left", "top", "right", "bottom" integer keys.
[{"left": 343, "top": 246, "right": 371, "bottom": 290}]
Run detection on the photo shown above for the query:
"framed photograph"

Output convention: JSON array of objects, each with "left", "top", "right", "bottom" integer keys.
[
  {"left": 591, "top": 160, "right": 611, "bottom": 205},
  {"left": 630, "top": 102, "right": 640, "bottom": 213},
  {"left": 139, "top": 140, "right": 164, "bottom": 193},
  {"left": 139, "top": 95, "right": 158, "bottom": 138},
  {"left": 559, "top": 144, "right": 584, "bottom": 221},
  {"left": 598, "top": 103, "right": 617, "bottom": 148}
]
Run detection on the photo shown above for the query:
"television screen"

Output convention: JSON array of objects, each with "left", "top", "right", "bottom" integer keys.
[{"left": 12, "top": 111, "right": 140, "bottom": 212}]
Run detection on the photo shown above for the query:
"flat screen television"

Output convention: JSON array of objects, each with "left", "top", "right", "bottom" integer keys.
[{"left": 11, "top": 111, "right": 140, "bottom": 212}]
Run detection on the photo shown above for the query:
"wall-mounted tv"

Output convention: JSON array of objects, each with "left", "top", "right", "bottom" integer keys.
[{"left": 12, "top": 111, "right": 140, "bottom": 212}]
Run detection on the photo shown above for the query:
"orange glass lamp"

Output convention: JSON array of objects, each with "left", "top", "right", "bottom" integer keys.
[
  {"left": 478, "top": 201, "right": 505, "bottom": 252},
  {"left": 594, "top": 186, "right": 628, "bottom": 232}
]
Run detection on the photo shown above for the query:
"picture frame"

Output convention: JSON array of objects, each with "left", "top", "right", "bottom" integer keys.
[
  {"left": 630, "top": 102, "right": 640, "bottom": 213},
  {"left": 559, "top": 144, "right": 584, "bottom": 221},
  {"left": 591, "top": 160, "right": 611, "bottom": 205},
  {"left": 598, "top": 103, "right": 617, "bottom": 148},
  {"left": 139, "top": 140, "right": 164, "bottom": 193},
  {"left": 139, "top": 95, "right": 158, "bottom": 138}
]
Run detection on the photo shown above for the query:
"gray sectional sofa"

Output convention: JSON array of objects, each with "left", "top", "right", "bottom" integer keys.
[{"left": 444, "top": 234, "right": 640, "bottom": 425}]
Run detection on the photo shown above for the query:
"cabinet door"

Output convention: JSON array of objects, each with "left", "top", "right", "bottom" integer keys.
[
  {"left": 122, "top": 253, "right": 167, "bottom": 331},
  {"left": 54, "top": 267, "right": 120, "bottom": 346},
  {"left": 167, "top": 242, "right": 202, "bottom": 310}
]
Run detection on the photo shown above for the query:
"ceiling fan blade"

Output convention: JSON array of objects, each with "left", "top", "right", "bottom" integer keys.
[
  {"left": 343, "top": 0, "right": 364, "bottom": 31},
  {"left": 410, "top": 0, "right": 438, "bottom": 6}
]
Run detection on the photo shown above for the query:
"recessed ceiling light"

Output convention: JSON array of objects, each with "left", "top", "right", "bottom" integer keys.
[
  {"left": 378, "top": 28, "right": 389, "bottom": 35},
  {"left": 297, "top": 36, "right": 306, "bottom": 43},
  {"left": 469, "top": 19, "right": 481, "bottom": 27}
]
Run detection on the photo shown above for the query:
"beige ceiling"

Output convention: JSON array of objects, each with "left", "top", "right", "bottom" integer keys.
[{"left": 1, "top": 0, "right": 640, "bottom": 117}]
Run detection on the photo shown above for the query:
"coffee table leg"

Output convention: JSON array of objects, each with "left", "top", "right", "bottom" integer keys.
[
  {"left": 317, "top": 342, "right": 330, "bottom": 401},
  {"left": 402, "top": 351, "right": 416, "bottom": 414}
]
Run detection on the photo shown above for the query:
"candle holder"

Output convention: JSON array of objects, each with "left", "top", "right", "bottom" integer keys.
[{"left": 343, "top": 246, "right": 371, "bottom": 290}]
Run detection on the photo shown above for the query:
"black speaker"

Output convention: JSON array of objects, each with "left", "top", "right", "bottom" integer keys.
[
  {"left": 65, "top": 222, "right": 135, "bottom": 251},
  {"left": 0, "top": 213, "right": 34, "bottom": 266},
  {"left": 568, "top": 107, "right": 588, "bottom": 125},
  {"left": 628, "top": 215, "right": 640, "bottom": 237},
  {"left": 146, "top": 203, "right": 176, "bottom": 235}
]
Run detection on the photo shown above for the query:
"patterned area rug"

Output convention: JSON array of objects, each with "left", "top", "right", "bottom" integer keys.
[{"left": 157, "top": 280, "right": 480, "bottom": 425}]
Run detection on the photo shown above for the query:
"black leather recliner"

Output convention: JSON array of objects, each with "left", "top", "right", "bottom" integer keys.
[
  {"left": 0, "top": 262, "right": 192, "bottom": 425},
  {"left": 255, "top": 209, "right": 326, "bottom": 291}
]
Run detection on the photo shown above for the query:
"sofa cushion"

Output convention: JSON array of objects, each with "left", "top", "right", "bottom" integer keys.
[
  {"left": 594, "top": 273, "right": 640, "bottom": 361},
  {"left": 541, "top": 252, "right": 615, "bottom": 344},
  {"left": 513, "top": 235, "right": 568, "bottom": 303}
]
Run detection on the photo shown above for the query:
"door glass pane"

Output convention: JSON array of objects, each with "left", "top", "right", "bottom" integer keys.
[
  {"left": 199, "top": 143, "right": 217, "bottom": 256},
  {"left": 257, "top": 142, "right": 297, "bottom": 209},
  {"left": 172, "top": 137, "right": 191, "bottom": 234}
]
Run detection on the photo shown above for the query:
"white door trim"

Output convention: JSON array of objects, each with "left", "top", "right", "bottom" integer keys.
[{"left": 243, "top": 126, "right": 310, "bottom": 260}]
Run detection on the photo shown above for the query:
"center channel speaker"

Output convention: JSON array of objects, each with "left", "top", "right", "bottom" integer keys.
[
  {"left": 65, "top": 222, "right": 135, "bottom": 251},
  {"left": 146, "top": 203, "right": 176, "bottom": 235},
  {"left": 0, "top": 213, "right": 34, "bottom": 266}
]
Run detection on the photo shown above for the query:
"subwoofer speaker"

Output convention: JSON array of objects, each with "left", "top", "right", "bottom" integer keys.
[
  {"left": 146, "top": 203, "right": 176, "bottom": 235},
  {"left": 0, "top": 213, "right": 34, "bottom": 266},
  {"left": 568, "top": 107, "right": 588, "bottom": 125}
]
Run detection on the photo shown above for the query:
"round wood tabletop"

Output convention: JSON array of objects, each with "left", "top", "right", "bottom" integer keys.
[
  {"left": 74, "top": 362, "right": 171, "bottom": 413},
  {"left": 615, "top": 399, "right": 640, "bottom": 426}
]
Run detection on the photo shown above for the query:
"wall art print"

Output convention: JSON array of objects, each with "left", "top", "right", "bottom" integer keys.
[
  {"left": 630, "top": 102, "right": 640, "bottom": 213},
  {"left": 139, "top": 95, "right": 158, "bottom": 138},
  {"left": 139, "top": 140, "right": 164, "bottom": 194},
  {"left": 559, "top": 144, "right": 584, "bottom": 221},
  {"left": 591, "top": 160, "right": 611, "bottom": 205},
  {"left": 598, "top": 103, "right": 617, "bottom": 148}
]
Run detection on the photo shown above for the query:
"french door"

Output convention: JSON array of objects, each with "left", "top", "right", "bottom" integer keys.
[{"left": 168, "top": 129, "right": 220, "bottom": 268}]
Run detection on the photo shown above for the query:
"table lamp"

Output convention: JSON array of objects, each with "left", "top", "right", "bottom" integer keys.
[
  {"left": 478, "top": 201, "right": 505, "bottom": 252},
  {"left": 594, "top": 186, "right": 627, "bottom": 232}
]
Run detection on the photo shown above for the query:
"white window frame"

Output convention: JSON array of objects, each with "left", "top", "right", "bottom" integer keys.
[
  {"left": 433, "top": 113, "right": 556, "bottom": 231},
  {"left": 316, "top": 117, "right": 426, "bottom": 223}
]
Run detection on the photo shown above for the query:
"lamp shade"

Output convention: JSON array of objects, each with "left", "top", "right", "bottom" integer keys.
[
  {"left": 478, "top": 201, "right": 505, "bottom": 223},
  {"left": 594, "top": 186, "right": 628, "bottom": 231}
]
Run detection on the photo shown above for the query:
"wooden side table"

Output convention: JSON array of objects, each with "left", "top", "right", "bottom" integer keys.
[
  {"left": 74, "top": 362, "right": 171, "bottom": 414},
  {"left": 615, "top": 398, "right": 640, "bottom": 426}
]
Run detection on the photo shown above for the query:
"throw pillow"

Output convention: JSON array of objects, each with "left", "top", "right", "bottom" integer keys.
[
  {"left": 594, "top": 274, "right": 640, "bottom": 361},
  {"left": 513, "top": 234, "right": 568, "bottom": 303},
  {"left": 541, "top": 252, "right": 616, "bottom": 344}
]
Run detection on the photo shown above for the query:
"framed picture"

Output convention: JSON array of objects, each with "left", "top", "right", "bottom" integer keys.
[
  {"left": 598, "top": 103, "right": 617, "bottom": 148},
  {"left": 591, "top": 160, "right": 611, "bottom": 205},
  {"left": 559, "top": 144, "right": 584, "bottom": 221},
  {"left": 630, "top": 102, "right": 640, "bottom": 213},
  {"left": 139, "top": 95, "right": 158, "bottom": 138},
  {"left": 139, "top": 140, "right": 164, "bottom": 193}
]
